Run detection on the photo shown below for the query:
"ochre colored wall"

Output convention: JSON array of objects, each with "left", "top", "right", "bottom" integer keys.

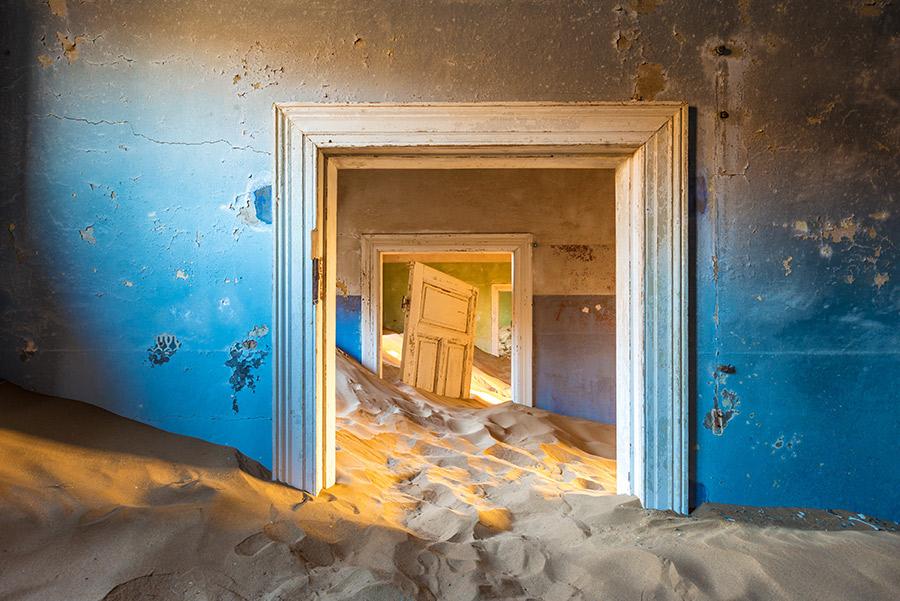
[{"left": 1, "top": 0, "right": 897, "bottom": 519}]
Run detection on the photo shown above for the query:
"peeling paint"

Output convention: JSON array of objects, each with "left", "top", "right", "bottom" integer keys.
[
  {"left": 175, "top": 269, "right": 189, "bottom": 280},
  {"left": 703, "top": 365, "right": 741, "bottom": 436},
  {"left": 147, "top": 334, "right": 181, "bottom": 367},
  {"left": 787, "top": 214, "right": 894, "bottom": 290},
  {"left": 782, "top": 256, "right": 793, "bottom": 276},
  {"left": 248, "top": 324, "right": 269, "bottom": 338},
  {"left": 18, "top": 339, "right": 37, "bottom": 362},
  {"left": 632, "top": 62, "right": 667, "bottom": 101},
  {"left": 56, "top": 32, "right": 84, "bottom": 64},
  {"left": 79, "top": 225, "right": 96, "bottom": 245},
  {"left": 229, "top": 184, "right": 273, "bottom": 232},
  {"left": 226, "top": 327, "right": 270, "bottom": 413}
]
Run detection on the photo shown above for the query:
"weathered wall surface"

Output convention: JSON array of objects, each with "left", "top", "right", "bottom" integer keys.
[
  {"left": 1, "top": 0, "right": 897, "bottom": 518},
  {"left": 336, "top": 169, "right": 618, "bottom": 423}
]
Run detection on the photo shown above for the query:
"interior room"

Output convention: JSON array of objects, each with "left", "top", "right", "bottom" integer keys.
[{"left": 1, "top": 2, "right": 898, "bottom": 600}]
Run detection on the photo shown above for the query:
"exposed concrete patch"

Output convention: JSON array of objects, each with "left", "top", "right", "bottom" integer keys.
[
  {"left": 79, "top": 225, "right": 96, "bottom": 245},
  {"left": 175, "top": 269, "right": 189, "bottom": 280},
  {"left": 782, "top": 256, "right": 793, "bottom": 276},
  {"left": 632, "top": 62, "right": 667, "bottom": 101},
  {"left": 19, "top": 339, "right": 37, "bottom": 362},
  {"left": 228, "top": 184, "right": 273, "bottom": 238},
  {"left": 248, "top": 324, "right": 269, "bottom": 338},
  {"left": 147, "top": 334, "right": 181, "bottom": 367},
  {"left": 56, "top": 32, "right": 85, "bottom": 64}
]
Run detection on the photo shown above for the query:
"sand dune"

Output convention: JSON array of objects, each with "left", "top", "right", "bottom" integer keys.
[{"left": 1, "top": 352, "right": 898, "bottom": 601}]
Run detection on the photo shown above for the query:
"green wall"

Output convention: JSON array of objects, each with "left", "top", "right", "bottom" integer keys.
[{"left": 382, "top": 262, "right": 512, "bottom": 352}]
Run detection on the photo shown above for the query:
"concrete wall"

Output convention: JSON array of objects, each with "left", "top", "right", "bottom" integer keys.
[
  {"left": 336, "top": 169, "right": 618, "bottom": 423},
  {"left": 1, "top": 0, "right": 897, "bottom": 519}
]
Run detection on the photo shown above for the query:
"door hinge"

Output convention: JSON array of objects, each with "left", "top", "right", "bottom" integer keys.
[
  {"left": 400, "top": 295, "right": 411, "bottom": 312},
  {"left": 312, "top": 257, "right": 321, "bottom": 305}
]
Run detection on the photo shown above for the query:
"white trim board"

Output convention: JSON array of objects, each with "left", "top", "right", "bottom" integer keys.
[
  {"left": 490, "top": 284, "right": 513, "bottom": 356},
  {"left": 273, "top": 102, "right": 689, "bottom": 514},
  {"left": 360, "top": 234, "right": 533, "bottom": 406}
]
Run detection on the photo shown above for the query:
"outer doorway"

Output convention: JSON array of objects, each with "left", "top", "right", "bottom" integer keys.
[{"left": 272, "top": 103, "right": 689, "bottom": 513}]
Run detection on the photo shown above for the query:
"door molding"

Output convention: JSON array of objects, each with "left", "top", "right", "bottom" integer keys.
[
  {"left": 360, "top": 233, "right": 533, "bottom": 406},
  {"left": 490, "top": 283, "right": 513, "bottom": 356},
  {"left": 273, "top": 102, "right": 689, "bottom": 513}
]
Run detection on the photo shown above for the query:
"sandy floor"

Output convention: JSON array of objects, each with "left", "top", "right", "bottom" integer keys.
[
  {"left": 1, "top": 352, "right": 898, "bottom": 601},
  {"left": 381, "top": 332, "right": 514, "bottom": 405}
]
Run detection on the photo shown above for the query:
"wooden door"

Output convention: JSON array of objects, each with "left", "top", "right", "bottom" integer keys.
[{"left": 400, "top": 262, "right": 478, "bottom": 398}]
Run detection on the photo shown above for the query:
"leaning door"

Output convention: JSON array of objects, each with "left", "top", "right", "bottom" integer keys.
[{"left": 400, "top": 262, "right": 478, "bottom": 399}]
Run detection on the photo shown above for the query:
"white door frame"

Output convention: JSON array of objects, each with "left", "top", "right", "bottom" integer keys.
[
  {"left": 360, "top": 233, "right": 533, "bottom": 406},
  {"left": 490, "top": 283, "right": 513, "bottom": 356},
  {"left": 273, "top": 102, "right": 688, "bottom": 513}
]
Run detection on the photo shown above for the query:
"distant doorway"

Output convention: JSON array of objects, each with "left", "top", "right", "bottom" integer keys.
[{"left": 360, "top": 233, "right": 534, "bottom": 406}]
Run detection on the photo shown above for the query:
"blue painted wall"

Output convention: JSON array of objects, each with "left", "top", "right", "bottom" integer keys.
[
  {"left": 1, "top": 0, "right": 897, "bottom": 519},
  {"left": 534, "top": 295, "right": 616, "bottom": 424},
  {"left": 336, "top": 296, "right": 362, "bottom": 363}
]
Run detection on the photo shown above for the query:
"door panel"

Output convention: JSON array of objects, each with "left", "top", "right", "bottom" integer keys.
[
  {"left": 414, "top": 338, "right": 439, "bottom": 390},
  {"left": 401, "top": 262, "right": 478, "bottom": 399},
  {"left": 442, "top": 343, "right": 467, "bottom": 398},
  {"left": 421, "top": 285, "right": 471, "bottom": 332}
]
